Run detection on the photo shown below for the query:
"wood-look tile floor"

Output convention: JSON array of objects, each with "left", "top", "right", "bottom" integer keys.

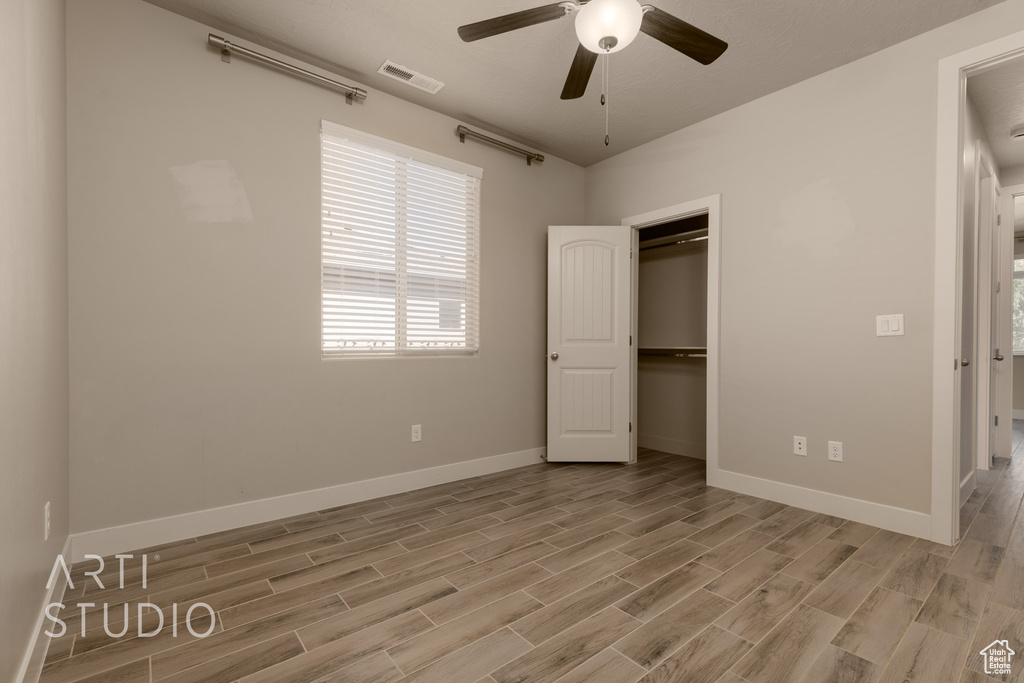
[{"left": 40, "top": 445, "right": 1024, "bottom": 683}]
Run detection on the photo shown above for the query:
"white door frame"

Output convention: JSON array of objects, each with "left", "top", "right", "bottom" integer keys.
[
  {"left": 934, "top": 29, "right": 1024, "bottom": 545},
  {"left": 621, "top": 194, "right": 722, "bottom": 479}
]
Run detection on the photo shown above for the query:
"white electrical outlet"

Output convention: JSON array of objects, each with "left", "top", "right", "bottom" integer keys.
[
  {"left": 44, "top": 501, "right": 51, "bottom": 541},
  {"left": 793, "top": 436, "right": 807, "bottom": 456},
  {"left": 828, "top": 441, "right": 843, "bottom": 462},
  {"left": 411, "top": 424, "right": 422, "bottom": 443}
]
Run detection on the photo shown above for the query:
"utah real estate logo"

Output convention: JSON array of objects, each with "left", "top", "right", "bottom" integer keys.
[{"left": 980, "top": 639, "right": 1015, "bottom": 676}]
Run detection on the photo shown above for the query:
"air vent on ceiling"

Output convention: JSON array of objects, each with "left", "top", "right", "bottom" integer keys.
[{"left": 377, "top": 60, "right": 445, "bottom": 94}]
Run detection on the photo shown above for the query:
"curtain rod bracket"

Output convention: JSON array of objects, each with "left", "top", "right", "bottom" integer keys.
[{"left": 455, "top": 125, "right": 544, "bottom": 166}]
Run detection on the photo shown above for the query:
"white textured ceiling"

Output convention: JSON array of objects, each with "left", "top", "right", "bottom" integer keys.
[
  {"left": 143, "top": 0, "right": 1000, "bottom": 167},
  {"left": 968, "top": 57, "right": 1024, "bottom": 171}
]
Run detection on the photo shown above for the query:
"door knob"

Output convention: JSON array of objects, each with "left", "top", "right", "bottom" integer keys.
[
  {"left": 961, "top": 358, "right": 970, "bottom": 367},
  {"left": 994, "top": 353, "right": 1005, "bottom": 362},
  {"left": 550, "top": 353, "right": 559, "bottom": 361}
]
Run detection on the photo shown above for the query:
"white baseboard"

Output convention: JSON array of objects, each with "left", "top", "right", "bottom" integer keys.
[
  {"left": 713, "top": 469, "right": 932, "bottom": 540},
  {"left": 638, "top": 434, "right": 706, "bottom": 460},
  {"left": 70, "top": 447, "right": 545, "bottom": 562},
  {"left": 1013, "top": 409, "right": 1024, "bottom": 420},
  {"left": 15, "top": 536, "right": 71, "bottom": 683}
]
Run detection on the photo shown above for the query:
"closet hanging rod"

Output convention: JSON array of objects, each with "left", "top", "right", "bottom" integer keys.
[
  {"left": 209, "top": 35, "right": 368, "bottom": 103},
  {"left": 639, "top": 234, "right": 709, "bottom": 252},
  {"left": 456, "top": 125, "right": 544, "bottom": 166},
  {"left": 638, "top": 347, "right": 708, "bottom": 358}
]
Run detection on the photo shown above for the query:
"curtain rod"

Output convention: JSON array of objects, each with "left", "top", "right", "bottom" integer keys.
[
  {"left": 456, "top": 125, "right": 544, "bottom": 166},
  {"left": 209, "top": 34, "right": 368, "bottom": 103}
]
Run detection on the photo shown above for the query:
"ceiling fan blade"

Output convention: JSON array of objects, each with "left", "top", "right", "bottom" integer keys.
[
  {"left": 561, "top": 44, "right": 598, "bottom": 100},
  {"left": 458, "top": 3, "right": 571, "bottom": 42},
  {"left": 640, "top": 6, "right": 727, "bottom": 65}
]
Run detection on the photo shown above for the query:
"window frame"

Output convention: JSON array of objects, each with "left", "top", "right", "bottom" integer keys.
[{"left": 320, "top": 120, "right": 482, "bottom": 360}]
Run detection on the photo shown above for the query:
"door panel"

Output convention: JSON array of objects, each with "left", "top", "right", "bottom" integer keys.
[
  {"left": 547, "top": 226, "right": 631, "bottom": 462},
  {"left": 958, "top": 208, "right": 974, "bottom": 491},
  {"left": 987, "top": 177, "right": 1002, "bottom": 467},
  {"left": 958, "top": 171, "right": 977, "bottom": 504}
]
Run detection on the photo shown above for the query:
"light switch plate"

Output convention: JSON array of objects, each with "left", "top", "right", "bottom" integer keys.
[{"left": 876, "top": 314, "right": 904, "bottom": 337}]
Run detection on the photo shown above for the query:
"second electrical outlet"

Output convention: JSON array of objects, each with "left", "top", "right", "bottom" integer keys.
[
  {"left": 828, "top": 441, "right": 843, "bottom": 462},
  {"left": 411, "top": 424, "right": 422, "bottom": 443},
  {"left": 794, "top": 436, "right": 807, "bottom": 456}
]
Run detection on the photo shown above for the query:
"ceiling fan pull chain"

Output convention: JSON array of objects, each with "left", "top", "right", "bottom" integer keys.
[{"left": 604, "top": 53, "right": 610, "bottom": 146}]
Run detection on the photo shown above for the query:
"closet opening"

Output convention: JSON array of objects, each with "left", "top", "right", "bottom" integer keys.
[{"left": 635, "top": 212, "right": 709, "bottom": 460}]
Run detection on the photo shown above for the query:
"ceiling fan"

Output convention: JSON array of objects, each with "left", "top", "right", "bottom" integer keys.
[{"left": 457, "top": 0, "right": 728, "bottom": 100}]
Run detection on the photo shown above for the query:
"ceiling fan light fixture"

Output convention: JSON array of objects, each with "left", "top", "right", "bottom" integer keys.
[{"left": 575, "top": 0, "right": 643, "bottom": 54}]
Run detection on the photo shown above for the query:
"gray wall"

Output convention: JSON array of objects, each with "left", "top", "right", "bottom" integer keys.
[
  {"left": 0, "top": 0, "right": 70, "bottom": 678},
  {"left": 1015, "top": 358, "right": 1024, "bottom": 411},
  {"left": 67, "top": 0, "right": 585, "bottom": 533},
  {"left": 1000, "top": 164, "right": 1024, "bottom": 187},
  {"left": 586, "top": 0, "right": 1024, "bottom": 514}
]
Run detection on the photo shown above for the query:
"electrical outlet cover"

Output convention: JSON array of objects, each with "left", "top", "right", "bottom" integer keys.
[{"left": 828, "top": 441, "right": 843, "bottom": 462}]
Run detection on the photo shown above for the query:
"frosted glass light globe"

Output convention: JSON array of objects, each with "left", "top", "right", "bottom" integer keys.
[{"left": 575, "top": 0, "right": 643, "bottom": 54}]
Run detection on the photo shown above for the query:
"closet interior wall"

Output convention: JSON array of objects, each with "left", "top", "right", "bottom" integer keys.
[{"left": 637, "top": 230, "right": 708, "bottom": 458}]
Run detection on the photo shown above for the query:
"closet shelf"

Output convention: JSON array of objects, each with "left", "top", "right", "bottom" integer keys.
[{"left": 638, "top": 346, "right": 707, "bottom": 358}]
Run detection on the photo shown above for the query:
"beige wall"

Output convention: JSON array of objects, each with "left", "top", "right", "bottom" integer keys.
[
  {"left": 0, "top": 0, "right": 70, "bottom": 678},
  {"left": 1000, "top": 163, "right": 1024, "bottom": 187},
  {"left": 637, "top": 241, "right": 708, "bottom": 457},
  {"left": 67, "top": 0, "right": 585, "bottom": 533},
  {"left": 585, "top": 0, "right": 1024, "bottom": 514},
  {"left": 1014, "top": 357, "right": 1024, "bottom": 412}
]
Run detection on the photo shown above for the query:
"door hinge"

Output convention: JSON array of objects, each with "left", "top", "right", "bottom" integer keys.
[
  {"left": 629, "top": 422, "right": 632, "bottom": 433},
  {"left": 995, "top": 415, "right": 999, "bottom": 426},
  {"left": 630, "top": 249, "right": 633, "bottom": 259},
  {"left": 998, "top": 214, "right": 1002, "bottom": 225},
  {"left": 997, "top": 281, "right": 1002, "bottom": 293},
  {"left": 630, "top": 335, "right": 632, "bottom": 346}
]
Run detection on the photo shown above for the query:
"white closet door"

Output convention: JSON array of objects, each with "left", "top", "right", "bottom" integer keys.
[{"left": 546, "top": 226, "right": 632, "bottom": 462}]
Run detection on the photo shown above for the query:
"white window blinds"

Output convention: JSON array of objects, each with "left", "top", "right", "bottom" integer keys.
[{"left": 321, "top": 121, "right": 482, "bottom": 358}]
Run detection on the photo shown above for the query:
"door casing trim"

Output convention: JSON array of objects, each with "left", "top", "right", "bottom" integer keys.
[
  {"left": 621, "top": 194, "right": 722, "bottom": 480},
  {"left": 934, "top": 29, "right": 1024, "bottom": 545}
]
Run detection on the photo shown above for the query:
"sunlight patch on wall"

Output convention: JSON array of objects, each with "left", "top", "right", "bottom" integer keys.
[{"left": 169, "top": 160, "right": 253, "bottom": 224}]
